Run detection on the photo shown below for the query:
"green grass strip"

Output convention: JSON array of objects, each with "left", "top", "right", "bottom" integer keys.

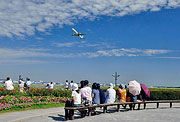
[{"left": 0, "top": 102, "right": 65, "bottom": 114}]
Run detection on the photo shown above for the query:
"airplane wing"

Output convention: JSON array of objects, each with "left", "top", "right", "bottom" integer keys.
[
  {"left": 78, "top": 33, "right": 87, "bottom": 35},
  {"left": 72, "top": 28, "right": 78, "bottom": 34}
]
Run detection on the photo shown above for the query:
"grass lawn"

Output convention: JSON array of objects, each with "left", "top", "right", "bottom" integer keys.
[{"left": 0, "top": 102, "right": 65, "bottom": 114}]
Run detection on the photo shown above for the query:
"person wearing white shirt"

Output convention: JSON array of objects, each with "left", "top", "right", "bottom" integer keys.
[
  {"left": 4, "top": 77, "right": 14, "bottom": 90},
  {"left": 64, "top": 80, "right": 69, "bottom": 90},
  {"left": 26, "top": 78, "right": 32, "bottom": 90},
  {"left": 69, "top": 80, "right": 74, "bottom": 90},
  {"left": 72, "top": 83, "right": 81, "bottom": 107},
  {"left": 105, "top": 83, "right": 116, "bottom": 103},
  {"left": 49, "top": 82, "right": 54, "bottom": 89}
]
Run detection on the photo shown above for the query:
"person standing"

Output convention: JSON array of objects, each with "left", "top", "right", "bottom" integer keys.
[
  {"left": 49, "top": 82, "right": 54, "bottom": 89},
  {"left": 105, "top": 83, "right": 116, "bottom": 103},
  {"left": 69, "top": 80, "right": 74, "bottom": 90},
  {"left": 18, "top": 80, "right": 24, "bottom": 93},
  {"left": 26, "top": 78, "right": 32, "bottom": 90},
  {"left": 64, "top": 80, "right": 69, "bottom": 90},
  {"left": 4, "top": 77, "right": 14, "bottom": 90}
]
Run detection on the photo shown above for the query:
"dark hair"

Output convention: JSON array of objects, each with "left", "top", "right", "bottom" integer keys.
[
  {"left": 66, "top": 80, "right": 68, "bottom": 82},
  {"left": 71, "top": 80, "right": 73, "bottom": 83},
  {"left": 84, "top": 80, "right": 89, "bottom": 85},
  {"left": 80, "top": 80, "right": 85, "bottom": 88},
  {"left": 47, "top": 84, "right": 49, "bottom": 86},
  {"left": 97, "top": 83, "right": 100, "bottom": 89},
  {"left": 51, "top": 82, "right": 53, "bottom": 84},
  {"left": 7, "top": 77, "right": 10, "bottom": 80},
  {"left": 92, "top": 83, "right": 98, "bottom": 89}
]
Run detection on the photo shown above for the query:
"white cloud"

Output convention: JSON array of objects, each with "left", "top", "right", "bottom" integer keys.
[
  {"left": 158, "top": 57, "right": 180, "bottom": 59},
  {"left": 0, "top": 0, "right": 180, "bottom": 37},
  {"left": 0, "top": 47, "right": 174, "bottom": 64},
  {"left": 78, "top": 48, "right": 172, "bottom": 58}
]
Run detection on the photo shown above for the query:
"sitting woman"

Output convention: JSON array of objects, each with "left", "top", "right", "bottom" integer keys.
[
  {"left": 72, "top": 83, "right": 81, "bottom": 107},
  {"left": 117, "top": 84, "right": 126, "bottom": 103},
  {"left": 92, "top": 83, "right": 100, "bottom": 105}
]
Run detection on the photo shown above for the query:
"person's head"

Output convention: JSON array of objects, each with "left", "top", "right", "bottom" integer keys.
[
  {"left": 97, "top": 83, "right": 100, "bottom": 89},
  {"left": 6, "top": 77, "right": 10, "bottom": 80},
  {"left": 51, "top": 82, "right": 53, "bottom": 84},
  {"left": 109, "top": 83, "right": 114, "bottom": 89},
  {"left": 84, "top": 80, "right": 89, "bottom": 86},
  {"left": 119, "top": 84, "right": 125, "bottom": 89},
  {"left": 92, "top": 83, "right": 98, "bottom": 89},
  {"left": 47, "top": 84, "right": 49, "bottom": 86},
  {"left": 71, "top": 80, "right": 73, "bottom": 83},
  {"left": 66, "top": 80, "right": 68, "bottom": 82},
  {"left": 80, "top": 80, "right": 85, "bottom": 88},
  {"left": 72, "top": 83, "right": 78, "bottom": 91}
]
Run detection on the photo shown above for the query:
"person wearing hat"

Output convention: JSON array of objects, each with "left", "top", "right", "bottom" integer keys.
[
  {"left": 105, "top": 83, "right": 116, "bottom": 103},
  {"left": 72, "top": 83, "right": 81, "bottom": 107},
  {"left": 117, "top": 84, "right": 126, "bottom": 103}
]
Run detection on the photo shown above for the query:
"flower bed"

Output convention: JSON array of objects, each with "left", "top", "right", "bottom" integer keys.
[
  {"left": 0, "top": 88, "right": 72, "bottom": 98},
  {"left": 0, "top": 95, "right": 70, "bottom": 111}
]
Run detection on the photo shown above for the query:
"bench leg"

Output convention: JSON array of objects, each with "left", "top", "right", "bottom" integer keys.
[
  {"left": 170, "top": 102, "right": 172, "bottom": 108},
  {"left": 157, "top": 103, "right": 159, "bottom": 108},
  {"left": 69, "top": 110, "right": 74, "bottom": 120},
  {"left": 138, "top": 103, "right": 140, "bottom": 110},
  {"left": 65, "top": 109, "right": 69, "bottom": 120},
  {"left": 117, "top": 105, "right": 120, "bottom": 112},
  {"left": 144, "top": 103, "right": 146, "bottom": 109},
  {"left": 88, "top": 108, "right": 92, "bottom": 116},
  {"left": 103, "top": 106, "right": 107, "bottom": 113}
]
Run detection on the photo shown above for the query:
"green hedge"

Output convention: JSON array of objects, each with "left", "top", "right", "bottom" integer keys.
[
  {"left": 101, "top": 88, "right": 180, "bottom": 100},
  {"left": 150, "top": 91, "right": 180, "bottom": 100}
]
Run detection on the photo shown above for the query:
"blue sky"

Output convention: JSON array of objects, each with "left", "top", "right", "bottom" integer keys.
[{"left": 0, "top": 0, "right": 180, "bottom": 86}]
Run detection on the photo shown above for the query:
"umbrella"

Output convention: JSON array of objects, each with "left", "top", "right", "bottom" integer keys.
[
  {"left": 140, "top": 84, "right": 150, "bottom": 98},
  {"left": 128, "top": 80, "right": 141, "bottom": 96}
]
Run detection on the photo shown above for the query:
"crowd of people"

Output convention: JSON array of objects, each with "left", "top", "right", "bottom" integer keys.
[{"left": 65, "top": 79, "right": 142, "bottom": 115}]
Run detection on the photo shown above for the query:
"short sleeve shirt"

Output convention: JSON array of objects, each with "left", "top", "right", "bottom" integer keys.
[
  {"left": 92, "top": 89, "right": 100, "bottom": 104},
  {"left": 72, "top": 91, "right": 81, "bottom": 104},
  {"left": 80, "top": 86, "right": 92, "bottom": 102}
]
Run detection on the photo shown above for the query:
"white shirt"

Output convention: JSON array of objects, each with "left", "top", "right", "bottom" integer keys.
[
  {"left": 64, "top": 82, "right": 69, "bottom": 89},
  {"left": 4, "top": 80, "right": 14, "bottom": 90},
  {"left": 26, "top": 81, "right": 32, "bottom": 86},
  {"left": 72, "top": 91, "right": 81, "bottom": 105},
  {"left": 69, "top": 83, "right": 73, "bottom": 90},
  {"left": 105, "top": 88, "right": 116, "bottom": 103},
  {"left": 49, "top": 83, "right": 54, "bottom": 89}
]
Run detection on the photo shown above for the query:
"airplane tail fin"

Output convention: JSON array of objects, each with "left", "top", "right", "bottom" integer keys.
[{"left": 80, "top": 35, "right": 84, "bottom": 39}]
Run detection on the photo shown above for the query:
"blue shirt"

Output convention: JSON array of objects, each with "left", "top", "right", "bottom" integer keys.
[{"left": 92, "top": 89, "right": 100, "bottom": 105}]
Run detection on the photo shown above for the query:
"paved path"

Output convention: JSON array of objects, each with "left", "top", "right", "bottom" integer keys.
[{"left": 0, "top": 103, "right": 180, "bottom": 122}]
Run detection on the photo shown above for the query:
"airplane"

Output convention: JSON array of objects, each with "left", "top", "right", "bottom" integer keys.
[{"left": 72, "top": 28, "right": 86, "bottom": 39}]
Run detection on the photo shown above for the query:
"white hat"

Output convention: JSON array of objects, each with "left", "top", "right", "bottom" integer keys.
[
  {"left": 109, "top": 83, "right": 114, "bottom": 88},
  {"left": 72, "top": 83, "right": 78, "bottom": 91}
]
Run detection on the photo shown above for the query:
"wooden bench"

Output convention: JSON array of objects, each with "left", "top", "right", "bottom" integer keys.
[{"left": 64, "top": 100, "right": 180, "bottom": 120}]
